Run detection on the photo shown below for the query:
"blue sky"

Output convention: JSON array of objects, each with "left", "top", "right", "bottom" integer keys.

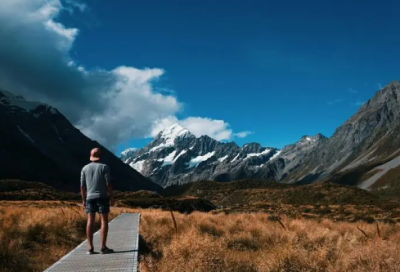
[{"left": 5, "top": 0, "right": 399, "bottom": 154}]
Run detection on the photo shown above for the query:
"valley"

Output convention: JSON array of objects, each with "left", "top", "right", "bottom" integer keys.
[
  {"left": 1, "top": 66, "right": 400, "bottom": 272},
  {"left": 3, "top": 81, "right": 400, "bottom": 199},
  {"left": 2, "top": 179, "right": 399, "bottom": 225},
  {"left": 1, "top": 1, "right": 399, "bottom": 271}
]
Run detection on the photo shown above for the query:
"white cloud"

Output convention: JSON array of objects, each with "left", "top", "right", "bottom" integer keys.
[
  {"left": 377, "top": 83, "right": 383, "bottom": 90},
  {"left": 45, "top": 20, "right": 78, "bottom": 49},
  {"left": 234, "top": 131, "right": 253, "bottom": 138},
  {"left": 180, "top": 117, "right": 233, "bottom": 141},
  {"left": 77, "top": 67, "right": 182, "bottom": 146},
  {"left": 0, "top": 0, "right": 182, "bottom": 148},
  {"left": 0, "top": 0, "right": 248, "bottom": 149},
  {"left": 150, "top": 117, "right": 251, "bottom": 141},
  {"left": 63, "top": 0, "right": 86, "bottom": 12},
  {"left": 150, "top": 116, "right": 180, "bottom": 137}
]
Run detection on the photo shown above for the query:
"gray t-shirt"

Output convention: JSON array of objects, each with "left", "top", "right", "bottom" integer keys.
[{"left": 80, "top": 161, "right": 111, "bottom": 200}]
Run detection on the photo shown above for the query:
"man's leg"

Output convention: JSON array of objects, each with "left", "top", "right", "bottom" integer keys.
[
  {"left": 87, "top": 213, "right": 95, "bottom": 250},
  {"left": 100, "top": 213, "right": 109, "bottom": 249},
  {"left": 99, "top": 198, "right": 113, "bottom": 253}
]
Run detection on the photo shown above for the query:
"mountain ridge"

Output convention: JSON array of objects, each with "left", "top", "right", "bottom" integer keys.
[
  {"left": 0, "top": 89, "right": 161, "bottom": 192},
  {"left": 121, "top": 81, "right": 400, "bottom": 191},
  {"left": 120, "top": 123, "right": 319, "bottom": 187}
]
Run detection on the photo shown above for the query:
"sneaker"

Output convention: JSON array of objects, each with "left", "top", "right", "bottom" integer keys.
[
  {"left": 87, "top": 248, "right": 94, "bottom": 255},
  {"left": 100, "top": 247, "right": 114, "bottom": 254}
]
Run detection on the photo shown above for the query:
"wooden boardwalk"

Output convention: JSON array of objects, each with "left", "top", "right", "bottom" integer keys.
[{"left": 44, "top": 213, "right": 140, "bottom": 272}]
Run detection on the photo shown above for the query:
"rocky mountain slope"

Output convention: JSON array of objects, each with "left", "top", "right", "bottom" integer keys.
[
  {"left": 122, "top": 81, "right": 400, "bottom": 191},
  {"left": 250, "top": 81, "right": 400, "bottom": 193},
  {"left": 287, "top": 81, "right": 400, "bottom": 188},
  {"left": 0, "top": 89, "right": 161, "bottom": 192}
]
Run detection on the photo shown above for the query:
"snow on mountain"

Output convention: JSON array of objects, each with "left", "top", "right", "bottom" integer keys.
[
  {"left": 120, "top": 123, "right": 281, "bottom": 187},
  {"left": 150, "top": 124, "right": 190, "bottom": 152},
  {"left": 120, "top": 82, "right": 400, "bottom": 189},
  {"left": 161, "top": 123, "right": 190, "bottom": 142},
  {"left": 130, "top": 160, "right": 145, "bottom": 172},
  {"left": 0, "top": 90, "right": 57, "bottom": 116},
  {"left": 173, "top": 149, "right": 187, "bottom": 162},
  {"left": 161, "top": 150, "right": 177, "bottom": 167},
  {"left": 188, "top": 151, "right": 215, "bottom": 168},
  {"left": 120, "top": 148, "right": 138, "bottom": 163},
  {"left": 121, "top": 148, "right": 137, "bottom": 157},
  {"left": 231, "top": 154, "right": 240, "bottom": 162},
  {"left": 218, "top": 155, "right": 229, "bottom": 162},
  {"left": 17, "top": 125, "right": 36, "bottom": 143},
  {"left": 245, "top": 149, "right": 271, "bottom": 160},
  {"left": 269, "top": 150, "right": 282, "bottom": 161}
]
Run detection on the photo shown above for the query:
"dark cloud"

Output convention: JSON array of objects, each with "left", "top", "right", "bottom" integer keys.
[
  {"left": 0, "top": 0, "right": 250, "bottom": 149},
  {"left": 0, "top": 0, "right": 181, "bottom": 148}
]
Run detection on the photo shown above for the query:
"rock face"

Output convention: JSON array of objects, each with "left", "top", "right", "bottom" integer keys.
[
  {"left": 252, "top": 133, "right": 328, "bottom": 182},
  {"left": 122, "top": 81, "right": 400, "bottom": 190},
  {"left": 285, "top": 81, "right": 400, "bottom": 186},
  {"left": 300, "top": 81, "right": 400, "bottom": 189},
  {"left": 0, "top": 89, "right": 161, "bottom": 192},
  {"left": 256, "top": 80, "right": 400, "bottom": 190}
]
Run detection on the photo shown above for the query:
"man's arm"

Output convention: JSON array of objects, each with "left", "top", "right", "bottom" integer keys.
[
  {"left": 104, "top": 165, "right": 114, "bottom": 206},
  {"left": 80, "top": 169, "right": 87, "bottom": 207},
  {"left": 81, "top": 186, "right": 87, "bottom": 207},
  {"left": 107, "top": 185, "right": 114, "bottom": 206}
]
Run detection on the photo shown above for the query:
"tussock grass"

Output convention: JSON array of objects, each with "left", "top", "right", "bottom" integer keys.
[
  {"left": 0, "top": 201, "right": 121, "bottom": 272},
  {"left": 139, "top": 211, "right": 400, "bottom": 272},
  {"left": 1, "top": 201, "right": 400, "bottom": 271}
]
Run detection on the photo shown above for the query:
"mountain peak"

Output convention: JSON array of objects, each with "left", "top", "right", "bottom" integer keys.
[
  {"left": 372, "top": 80, "right": 400, "bottom": 98},
  {"left": 145, "top": 123, "right": 194, "bottom": 153},
  {"left": 345, "top": 81, "right": 400, "bottom": 126},
  {"left": 0, "top": 89, "right": 33, "bottom": 103},
  {"left": 160, "top": 123, "right": 191, "bottom": 140},
  {"left": 299, "top": 133, "right": 326, "bottom": 143},
  {"left": 0, "top": 89, "right": 161, "bottom": 192},
  {"left": 299, "top": 135, "right": 315, "bottom": 142},
  {"left": 0, "top": 89, "right": 58, "bottom": 115},
  {"left": 120, "top": 148, "right": 137, "bottom": 157},
  {"left": 314, "top": 133, "right": 327, "bottom": 140},
  {"left": 385, "top": 80, "right": 400, "bottom": 88}
]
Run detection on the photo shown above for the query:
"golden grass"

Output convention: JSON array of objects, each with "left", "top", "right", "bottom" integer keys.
[
  {"left": 1, "top": 201, "right": 400, "bottom": 272},
  {"left": 139, "top": 211, "right": 400, "bottom": 272},
  {"left": 0, "top": 201, "right": 125, "bottom": 272}
]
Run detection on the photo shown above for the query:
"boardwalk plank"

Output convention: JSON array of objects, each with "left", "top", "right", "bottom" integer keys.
[{"left": 44, "top": 213, "right": 140, "bottom": 272}]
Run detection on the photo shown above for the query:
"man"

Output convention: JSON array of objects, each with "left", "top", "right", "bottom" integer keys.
[{"left": 80, "top": 147, "right": 115, "bottom": 254}]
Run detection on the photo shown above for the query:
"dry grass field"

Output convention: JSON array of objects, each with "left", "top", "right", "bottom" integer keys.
[
  {"left": 0, "top": 201, "right": 120, "bottom": 272},
  {"left": 1, "top": 201, "right": 400, "bottom": 272}
]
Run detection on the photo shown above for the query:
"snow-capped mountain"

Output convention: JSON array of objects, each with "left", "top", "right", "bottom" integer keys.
[
  {"left": 122, "top": 81, "right": 400, "bottom": 192},
  {"left": 121, "top": 123, "right": 287, "bottom": 187},
  {"left": 120, "top": 148, "right": 138, "bottom": 162},
  {"left": 0, "top": 89, "right": 160, "bottom": 192}
]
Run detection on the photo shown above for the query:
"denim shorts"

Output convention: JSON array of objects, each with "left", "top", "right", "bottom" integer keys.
[{"left": 85, "top": 197, "right": 110, "bottom": 214}]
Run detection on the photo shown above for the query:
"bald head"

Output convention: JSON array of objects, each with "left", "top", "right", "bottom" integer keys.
[{"left": 90, "top": 147, "right": 101, "bottom": 161}]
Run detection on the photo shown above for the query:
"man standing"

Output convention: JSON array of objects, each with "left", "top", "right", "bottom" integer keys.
[{"left": 80, "top": 147, "right": 115, "bottom": 254}]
